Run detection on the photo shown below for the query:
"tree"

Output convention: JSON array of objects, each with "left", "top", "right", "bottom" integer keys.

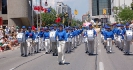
[
  {"left": 131, "top": 2, "right": 133, "bottom": 10},
  {"left": 41, "top": 7, "right": 57, "bottom": 26},
  {"left": 117, "top": 6, "right": 133, "bottom": 22}
]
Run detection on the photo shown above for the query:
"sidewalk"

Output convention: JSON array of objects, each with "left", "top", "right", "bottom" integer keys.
[{"left": 0, "top": 45, "right": 20, "bottom": 54}]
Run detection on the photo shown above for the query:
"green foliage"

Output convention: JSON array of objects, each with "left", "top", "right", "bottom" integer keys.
[
  {"left": 117, "top": 6, "right": 133, "bottom": 22},
  {"left": 41, "top": 7, "right": 57, "bottom": 26}
]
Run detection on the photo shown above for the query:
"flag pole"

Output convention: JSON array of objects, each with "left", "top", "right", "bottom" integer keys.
[
  {"left": 36, "top": 0, "right": 38, "bottom": 29},
  {"left": 40, "top": 0, "right": 42, "bottom": 28}
]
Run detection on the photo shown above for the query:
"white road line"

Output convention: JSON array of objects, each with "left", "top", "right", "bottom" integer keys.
[{"left": 99, "top": 62, "right": 104, "bottom": 70}]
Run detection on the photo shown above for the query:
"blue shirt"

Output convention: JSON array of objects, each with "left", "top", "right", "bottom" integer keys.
[
  {"left": 56, "top": 30, "right": 67, "bottom": 41},
  {"left": 38, "top": 31, "right": 44, "bottom": 38},
  {"left": 25, "top": 31, "right": 35, "bottom": 40},
  {"left": 43, "top": 31, "right": 50, "bottom": 40},
  {"left": 104, "top": 30, "right": 114, "bottom": 40}
]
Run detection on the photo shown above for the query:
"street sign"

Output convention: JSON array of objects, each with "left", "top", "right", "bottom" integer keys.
[
  {"left": 103, "top": 9, "right": 106, "bottom": 15},
  {"left": 74, "top": 9, "right": 78, "bottom": 15}
]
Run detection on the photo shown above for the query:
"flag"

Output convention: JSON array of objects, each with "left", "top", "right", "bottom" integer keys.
[
  {"left": 34, "top": 6, "right": 38, "bottom": 10},
  {"left": 44, "top": 8, "right": 47, "bottom": 13}
]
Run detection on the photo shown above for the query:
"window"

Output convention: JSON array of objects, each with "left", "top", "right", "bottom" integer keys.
[{"left": 2, "top": 0, "right": 7, "bottom": 14}]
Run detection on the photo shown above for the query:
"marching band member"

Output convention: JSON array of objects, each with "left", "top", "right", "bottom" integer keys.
[
  {"left": 26, "top": 27, "right": 35, "bottom": 55},
  {"left": 34, "top": 28, "right": 39, "bottom": 53},
  {"left": 87, "top": 24, "right": 97, "bottom": 55},
  {"left": 73, "top": 27, "right": 78, "bottom": 48},
  {"left": 43, "top": 27, "right": 50, "bottom": 54},
  {"left": 101, "top": 26, "right": 105, "bottom": 44},
  {"left": 123, "top": 23, "right": 133, "bottom": 54},
  {"left": 50, "top": 25, "right": 58, "bottom": 56},
  {"left": 38, "top": 28, "right": 44, "bottom": 51},
  {"left": 71, "top": 27, "right": 75, "bottom": 50},
  {"left": 69, "top": 27, "right": 74, "bottom": 52},
  {"left": 56, "top": 24, "right": 67, "bottom": 65},
  {"left": 19, "top": 26, "right": 27, "bottom": 57},
  {"left": 116, "top": 24, "right": 125, "bottom": 51},
  {"left": 65, "top": 27, "right": 72, "bottom": 53},
  {"left": 83, "top": 27, "right": 89, "bottom": 53},
  {"left": 104, "top": 26, "right": 114, "bottom": 53}
]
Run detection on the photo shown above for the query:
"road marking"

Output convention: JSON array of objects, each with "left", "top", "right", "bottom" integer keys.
[{"left": 99, "top": 62, "right": 104, "bottom": 70}]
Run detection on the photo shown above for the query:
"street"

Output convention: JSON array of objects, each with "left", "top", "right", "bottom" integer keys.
[{"left": 0, "top": 34, "right": 133, "bottom": 70}]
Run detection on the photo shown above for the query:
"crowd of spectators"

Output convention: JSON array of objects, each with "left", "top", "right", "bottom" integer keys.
[{"left": 0, "top": 26, "right": 19, "bottom": 52}]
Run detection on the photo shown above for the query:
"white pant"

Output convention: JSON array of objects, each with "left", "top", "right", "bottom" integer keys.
[
  {"left": 88, "top": 40, "right": 94, "bottom": 54},
  {"left": 101, "top": 35, "right": 104, "bottom": 43},
  {"left": 65, "top": 42, "right": 72, "bottom": 52},
  {"left": 20, "top": 42, "right": 27, "bottom": 55},
  {"left": 27, "top": 39, "right": 34, "bottom": 54},
  {"left": 39, "top": 38, "right": 44, "bottom": 50},
  {"left": 44, "top": 39, "right": 50, "bottom": 53},
  {"left": 57, "top": 41, "right": 66, "bottom": 63},
  {"left": 124, "top": 41, "right": 131, "bottom": 53},
  {"left": 72, "top": 37, "right": 75, "bottom": 49},
  {"left": 106, "top": 38, "right": 113, "bottom": 52},
  {"left": 117, "top": 36, "right": 124, "bottom": 49},
  {"left": 34, "top": 42, "right": 39, "bottom": 52}
]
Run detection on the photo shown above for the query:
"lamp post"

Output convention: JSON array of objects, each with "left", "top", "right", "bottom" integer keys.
[{"left": 40, "top": 0, "right": 42, "bottom": 28}]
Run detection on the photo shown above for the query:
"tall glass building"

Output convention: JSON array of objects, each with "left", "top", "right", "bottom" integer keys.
[{"left": 92, "top": 0, "right": 111, "bottom": 16}]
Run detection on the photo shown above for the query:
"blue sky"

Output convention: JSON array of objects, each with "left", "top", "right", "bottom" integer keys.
[{"left": 33, "top": 0, "right": 89, "bottom": 20}]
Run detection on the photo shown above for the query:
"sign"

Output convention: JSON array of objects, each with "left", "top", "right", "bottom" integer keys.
[
  {"left": 74, "top": 9, "right": 78, "bottom": 15},
  {"left": 103, "top": 9, "right": 106, "bottom": 15},
  {"left": 0, "top": 17, "right": 3, "bottom": 25}
]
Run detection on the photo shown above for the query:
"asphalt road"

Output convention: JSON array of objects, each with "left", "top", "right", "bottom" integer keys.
[{"left": 0, "top": 34, "right": 133, "bottom": 70}]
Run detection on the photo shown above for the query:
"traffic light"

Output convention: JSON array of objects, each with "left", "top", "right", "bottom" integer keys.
[{"left": 103, "top": 9, "right": 106, "bottom": 15}]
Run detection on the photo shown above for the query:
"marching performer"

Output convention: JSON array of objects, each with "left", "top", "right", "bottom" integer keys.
[
  {"left": 123, "top": 23, "right": 133, "bottom": 54},
  {"left": 50, "top": 25, "right": 58, "bottom": 56},
  {"left": 83, "top": 27, "right": 89, "bottom": 53},
  {"left": 87, "top": 24, "right": 97, "bottom": 55},
  {"left": 17, "top": 26, "right": 27, "bottom": 57},
  {"left": 65, "top": 27, "right": 72, "bottom": 53},
  {"left": 56, "top": 24, "right": 67, "bottom": 65},
  {"left": 104, "top": 26, "right": 114, "bottom": 53},
  {"left": 116, "top": 24, "right": 125, "bottom": 51},
  {"left": 43, "top": 27, "right": 50, "bottom": 54},
  {"left": 26, "top": 27, "right": 35, "bottom": 55},
  {"left": 34, "top": 28, "right": 39, "bottom": 53},
  {"left": 38, "top": 28, "right": 44, "bottom": 51}
]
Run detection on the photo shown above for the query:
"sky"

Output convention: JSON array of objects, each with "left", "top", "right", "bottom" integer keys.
[{"left": 33, "top": 0, "right": 89, "bottom": 20}]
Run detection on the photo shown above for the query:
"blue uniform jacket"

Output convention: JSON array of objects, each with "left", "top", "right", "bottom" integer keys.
[
  {"left": 116, "top": 29, "right": 124, "bottom": 39},
  {"left": 104, "top": 30, "right": 114, "bottom": 40},
  {"left": 38, "top": 31, "right": 44, "bottom": 38},
  {"left": 25, "top": 31, "right": 35, "bottom": 40},
  {"left": 83, "top": 29, "right": 97, "bottom": 37},
  {"left": 34, "top": 32, "right": 39, "bottom": 38},
  {"left": 43, "top": 31, "right": 50, "bottom": 40},
  {"left": 56, "top": 30, "right": 67, "bottom": 41}
]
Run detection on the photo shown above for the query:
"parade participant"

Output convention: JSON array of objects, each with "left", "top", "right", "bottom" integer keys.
[
  {"left": 56, "top": 24, "right": 67, "bottom": 65},
  {"left": 68, "top": 27, "right": 74, "bottom": 52},
  {"left": 65, "top": 27, "right": 71, "bottom": 53},
  {"left": 104, "top": 26, "right": 114, "bottom": 53},
  {"left": 71, "top": 27, "right": 75, "bottom": 50},
  {"left": 38, "top": 28, "right": 44, "bottom": 51},
  {"left": 43, "top": 27, "right": 50, "bottom": 54},
  {"left": 83, "top": 27, "right": 89, "bottom": 53},
  {"left": 116, "top": 24, "right": 125, "bottom": 51},
  {"left": 50, "top": 24, "right": 58, "bottom": 56},
  {"left": 115, "top": 24, "right": 121, "bottom": 47},
  {"left": 87, "top": 24, "right": 97, "bottom": 55},
  {"left": 101, "top": 26, "right": 106, "bottom": 44},
  {"left": 18, "top": 26, "right": 27, "bottom": 57},
  {"left": 34, "top": 28, "right": 39, "bottom": 53},
  {"left": 73, "top": 27, "right": 78, "bottom": 48},
  {"left": 123, "top": 23, "right": 133, "bottom": 54},
  {"left": 26, "top": 27, "right": 35, "bottom": 55}
]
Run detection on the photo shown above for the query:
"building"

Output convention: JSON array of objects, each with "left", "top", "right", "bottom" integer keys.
[
  {"left": 0, "top": 0, "right": 33, "bottom": 27},
  {"left": 56, "top": 2, "right": 72, "bottom": 19},
  {"left": 82, "top": 15, "right": 88, "bottom": 22},
  {"left": 89, "top": 0, "right": 114, "bottom": 23},
  {"left": 114, "top": 0, "right": 132, "bottom": 7}
]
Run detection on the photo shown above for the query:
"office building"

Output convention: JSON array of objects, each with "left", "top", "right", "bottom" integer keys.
[
  {"left": 0, "top": 0, "right": 33, "bottom": 27},
  {"left": 89, "top": 0, "right": 114, "bottom": 23}
]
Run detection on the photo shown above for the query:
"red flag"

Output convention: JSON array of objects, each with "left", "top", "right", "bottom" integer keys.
[
  {"left": 34, "top": 6, "right": 38, "bottom": 10},
  {"left": 32, "top": 26, "right": 36, "bottom": 30},
  {"left": 55, "top": 17, "right": 61, "bottom": 23},
  {"left": 44, "top": 8, "right": 47, "bottom": 13}
]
